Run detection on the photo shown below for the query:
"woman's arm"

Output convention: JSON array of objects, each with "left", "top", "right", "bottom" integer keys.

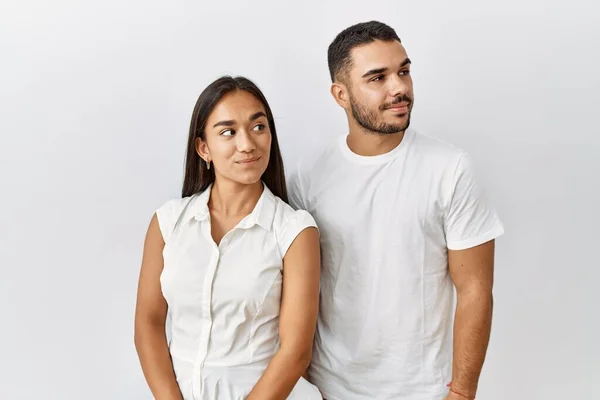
[
  {"left": 246, "top": 227, "right": 321, "bottom": 400},
  {"left": 134, "top": 214, "right": 183, "bottom": 400}
]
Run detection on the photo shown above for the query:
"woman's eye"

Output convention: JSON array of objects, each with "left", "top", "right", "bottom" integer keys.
[
  {"left": 220, "top": 129, "right": 235, "bottom": 136},
  {"left": 252, "top": 124, "right": 266, "bottom": 132}
]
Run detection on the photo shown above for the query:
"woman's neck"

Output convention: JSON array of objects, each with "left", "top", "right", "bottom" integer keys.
[{"left": 208, "top": 178, "right": 264, "bottom": 217}]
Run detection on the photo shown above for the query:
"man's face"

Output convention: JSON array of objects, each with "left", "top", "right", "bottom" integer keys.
[{"left": 344, "top": 40, "right": 414, "bottom": 135}]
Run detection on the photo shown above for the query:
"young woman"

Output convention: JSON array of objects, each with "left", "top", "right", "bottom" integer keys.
[{"left": 134, "top": 76, "right": 322, "bottom": 400}]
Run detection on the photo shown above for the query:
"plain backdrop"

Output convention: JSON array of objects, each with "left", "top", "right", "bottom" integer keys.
[{"left": 1, "top": 0, "right": 598, "bottom": 399}]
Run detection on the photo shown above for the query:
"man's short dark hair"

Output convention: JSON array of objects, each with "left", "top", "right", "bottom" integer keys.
[{"left": 327, "top": 21, "right": 401, "bottom": 83}]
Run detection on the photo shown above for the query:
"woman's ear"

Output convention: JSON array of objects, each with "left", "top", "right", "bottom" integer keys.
[{"left": 195, "top": 137, "right": 210, "bottom": 163}]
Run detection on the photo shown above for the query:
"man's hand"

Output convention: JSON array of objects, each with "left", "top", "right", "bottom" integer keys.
[
  {"left": 444, "top": 382, "right": 475, "bottom": 400},
  {"left": 444, "top": 393, "right": 472, "bottom": 400},
  {"left": 444, "top": 387, "right": 475, "bottom": 400}
]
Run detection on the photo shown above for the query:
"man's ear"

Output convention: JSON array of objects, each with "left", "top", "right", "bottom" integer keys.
[{"left": 331, "top": 81, "right": 350, "bottom": 110}]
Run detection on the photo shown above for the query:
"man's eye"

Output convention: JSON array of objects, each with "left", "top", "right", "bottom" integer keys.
[
  {"left": 400, "top": 70, "right": 411, "bottom": 76},
  {"left": 372, "top": 75, "right": 384, "bottom": 82}
]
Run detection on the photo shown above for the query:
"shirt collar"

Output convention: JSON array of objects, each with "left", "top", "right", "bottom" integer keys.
[{"left": 189, "top": 182, "right": 276, "bottom": 231}]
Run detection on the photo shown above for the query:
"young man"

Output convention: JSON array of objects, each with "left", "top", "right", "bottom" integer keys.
[{"left": 288, "top": 21, "right": 504, "bottom": 400}]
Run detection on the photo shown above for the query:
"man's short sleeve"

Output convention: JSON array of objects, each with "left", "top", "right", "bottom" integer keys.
[
  {"left": 444, "top": 153, "right": 504, "bottom": 250},
  {"left": 287, "top": 161, "right": 308, "bottom": 211}
]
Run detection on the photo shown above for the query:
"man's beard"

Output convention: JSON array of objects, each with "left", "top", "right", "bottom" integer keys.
[{"left": 350, "top": 92, "right": 413, "bottom": 135}]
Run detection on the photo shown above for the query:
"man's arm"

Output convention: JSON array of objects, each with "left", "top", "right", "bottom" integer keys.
[{"left": 446, "top": 239, "right": 495, "bottom": 399}]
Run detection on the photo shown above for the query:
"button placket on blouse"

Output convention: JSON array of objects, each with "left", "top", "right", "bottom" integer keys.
[
  {"left": 191, "top": 215, "right": 240, "bottom": 398},
  {"left": 191, "top": 216, "right": 221, "bottom": 398}
]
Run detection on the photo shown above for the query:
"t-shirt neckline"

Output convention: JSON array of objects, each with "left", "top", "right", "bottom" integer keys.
[{"left": 339, "top": 128, "right": 414, "bottom": 165}]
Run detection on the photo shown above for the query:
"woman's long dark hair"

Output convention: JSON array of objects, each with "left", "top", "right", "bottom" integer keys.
[{"left": 181, "top": 76, "right": 288, "bottom": 202}]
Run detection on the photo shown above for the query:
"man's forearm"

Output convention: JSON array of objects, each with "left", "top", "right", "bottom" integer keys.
[{"left": 451, "top": 289, "right": 493, "bottom": 398}]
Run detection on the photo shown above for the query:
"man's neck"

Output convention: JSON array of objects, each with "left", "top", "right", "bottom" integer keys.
[{"left": 346, "top": 127, "right": 405, "bottom": 157}]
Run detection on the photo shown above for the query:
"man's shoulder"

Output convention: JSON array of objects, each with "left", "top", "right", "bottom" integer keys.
[
  {"left": 411, "top": 131, "right": 467, "bottom": 173},
  {"left": 294, "top": 135, "right": 342, "bottom": 176},
  {"left": 410, "top": 129, "right": 467, "bottom": 161}
]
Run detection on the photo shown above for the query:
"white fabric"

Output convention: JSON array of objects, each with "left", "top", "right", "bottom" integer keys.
[
  {"left": 288, "top": 129, "right": 504, "bottom": 400},
  {"left": 156, "top": 183, "right": 322, "bottom": 400}
]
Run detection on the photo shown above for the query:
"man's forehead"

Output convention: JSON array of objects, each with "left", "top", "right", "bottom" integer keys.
[{"left": 350, "top": 40, "right": 408, "bottom": 70}]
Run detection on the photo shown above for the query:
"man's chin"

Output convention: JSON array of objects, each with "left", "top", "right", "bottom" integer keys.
[
  {"left": 384, "top": 121, "right": 410, "bottom": 134},
  {"left": 395, "top": 116, "right": 411, "bottom": 132},
  {"left": 375, "top": 127, "right": 407, "bottom": 136}
]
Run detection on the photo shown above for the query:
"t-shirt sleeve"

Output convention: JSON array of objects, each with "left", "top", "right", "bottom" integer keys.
[
  {"left": 444, "top": 153, "right": 504, "bottom": 250},
  {"left": 287, "top": 161, "right": 308, "bottom": 211},
  {"left": 279, "top": 210, "right": 318, "bottom": 257},
  {"left": 155, "top": 198, "right": 182, "bottom": 243}
]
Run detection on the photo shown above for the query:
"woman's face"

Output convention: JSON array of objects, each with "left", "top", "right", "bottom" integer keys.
[{"left": 197, "top": 90, "right": 272, "bottom": 187}]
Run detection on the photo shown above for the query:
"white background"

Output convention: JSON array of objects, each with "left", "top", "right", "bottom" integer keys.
[{"left": 1, "top": 0, "right": 598, "bottom": 399}]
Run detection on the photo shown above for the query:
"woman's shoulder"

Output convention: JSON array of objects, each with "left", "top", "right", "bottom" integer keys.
[
  {"left": 269, "top": 195, "right": 318, "bottom": 256},
  {"left": 156, "top": 196, "right": 187, "bottom": 213},
  {"left": 271, "top": 195, "right": 316, "bottom": 227},
  {"left": 156, "top": 195, "right": 196, "bottom": 219},
  {"left": 155, "top": 194, "right": 200, "bottom": 242}
]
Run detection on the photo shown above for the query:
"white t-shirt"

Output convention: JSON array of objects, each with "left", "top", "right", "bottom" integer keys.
[
  {"left": 288, "top": 129, "right": 504, "bottom": 400},
  {"left": 156, "top": 183, "right": 322, "bottom": 400}
]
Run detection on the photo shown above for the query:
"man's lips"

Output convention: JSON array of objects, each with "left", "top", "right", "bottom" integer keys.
[{"left": 386, "top": 102, "right": 410, "bottom": 112}]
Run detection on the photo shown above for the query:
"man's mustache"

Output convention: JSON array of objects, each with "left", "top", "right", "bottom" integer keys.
[{"left": 381, "top": 95, "right": 412, "bottom": 110}]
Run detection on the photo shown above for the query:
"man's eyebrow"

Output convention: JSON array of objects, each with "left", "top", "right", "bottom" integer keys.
[
  {"left": 362, "top": 67, "right": 388, "bottom": 78},
  {"left": 361, "top": 58, "right": 412, "bottom": 78}
]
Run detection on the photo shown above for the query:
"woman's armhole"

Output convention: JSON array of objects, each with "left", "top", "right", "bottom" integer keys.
[{"left": 279, "top": 210, "right": 319, "bottom": 258}]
